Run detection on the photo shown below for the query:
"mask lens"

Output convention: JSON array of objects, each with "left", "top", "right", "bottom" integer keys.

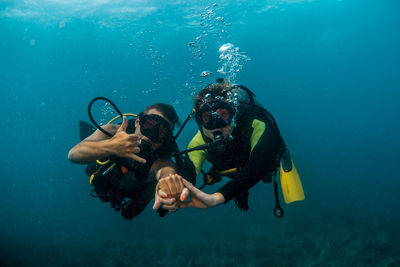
[
  {"left": 215, "top": 108, "right": 231, "bottom": 121},
  {"left": 142, "top": 118, "right": 158, "bottom": 129},
  {"left": 200, "top": 109, "right": 231, "bottom": 124},
  {"left": 196, "top": 101, "right": 235, "bottom": 130},
  {"left": 139, "top": 114, "right": 171, "bottom": 143},
  {"left": 201, "top": 111, "right": 211, "bottom": 123},
  {"left": 158, "top": 124, "right": 168, "bottom": 139}
]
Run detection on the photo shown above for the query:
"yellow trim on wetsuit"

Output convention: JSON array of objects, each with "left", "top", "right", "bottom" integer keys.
[
  {"left": 186, "top": 120, "right": 266, "bottom": 183},
  {"left": 250, "top": 119, "right": 266, "bottom": 152},
  {"left": 187, "top": 130, "right": 208, "bottom": 180}
]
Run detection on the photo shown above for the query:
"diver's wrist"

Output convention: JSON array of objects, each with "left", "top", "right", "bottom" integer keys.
[
  {"left": 156, "top": 166, "right": 176, "bottom": 181},
  {"left": 212, "top": 192, "right": 225, "bottom": 206},
  {"left": 101, "top": 139, "right": 115, "bottom": 157}
]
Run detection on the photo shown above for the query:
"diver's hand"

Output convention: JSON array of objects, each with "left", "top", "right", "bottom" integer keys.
[
  {"left": 180, "top": 179, "right": 225, "bottom": 209},
  {"left": 159, "top": 174, "right": 186, "bottom": 199},
  {"left": 153, "top": 174, "right": 179, "bottom": 212},
  {"left": 106, "top": 116, "right": 146, "bottom": 163},
  {"left": 152, "top": 174, "right": 189, "bottom": 212}
]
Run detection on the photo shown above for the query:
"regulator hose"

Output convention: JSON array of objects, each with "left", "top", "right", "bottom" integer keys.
[{"left": 88, "top": 97, "right": 123, "bottom": 137}]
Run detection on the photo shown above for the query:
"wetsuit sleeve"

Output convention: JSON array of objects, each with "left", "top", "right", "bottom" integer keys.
[
  {"left": 216, "top": 119, "right": 277, "bottom": 203},
  {"left": 181, "top": 131, "right": 208, "bottom": 185}
]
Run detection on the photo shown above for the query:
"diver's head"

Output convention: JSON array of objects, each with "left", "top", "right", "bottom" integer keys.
[
  {"left": 194, "top": 80, "right": 236, "bottom": 141},
  {"left": 135, "top": 103, "right": 180, "bottom": 150}
]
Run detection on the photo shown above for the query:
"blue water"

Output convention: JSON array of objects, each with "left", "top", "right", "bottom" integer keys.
[{"left": 1, "top": 1, "right": 399, "bottom": 266}]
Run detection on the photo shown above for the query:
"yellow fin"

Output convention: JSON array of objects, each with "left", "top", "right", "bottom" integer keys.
[{"left": 280, "top": 161, "right": 305, "bottom": 204}]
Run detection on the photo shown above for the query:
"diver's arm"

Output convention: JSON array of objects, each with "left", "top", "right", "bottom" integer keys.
[
  {"left": 180, "top": 179, "right": 225, "bottom": 209},
  {"left": 152, "top": 132, "right": 208, "bottom": 212},
  {"left": 150, "top": 158, "right": 184, "bottom": 212},
  {"left": 150, "top": 158, "right": 177, "bottom": 181},
  {"left": 154, "top": 174, "right": 226, "bottom": 210},
  {"left": 68, "top": 116, "right": 144, "bottom": 164},
  {"left": 68, "top": 124, "right": 118, "bottom": 164}
]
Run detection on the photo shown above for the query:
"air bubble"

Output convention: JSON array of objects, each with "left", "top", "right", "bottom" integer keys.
[
  {"left": 200, "top": 70, "right": 212, "bottom": 77},
  {"left": 217, "top": 43, "right": 251, "bottom": 82}
]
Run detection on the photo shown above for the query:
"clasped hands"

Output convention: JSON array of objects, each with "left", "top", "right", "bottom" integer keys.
[{"left": 152, "top": 174, "right": 225, "bottom": 212}]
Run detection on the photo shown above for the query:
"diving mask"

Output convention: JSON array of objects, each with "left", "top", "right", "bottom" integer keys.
[
  {"left": 138, "top": 113, "right": 172, "bottom": 144},
  {"left": 195, "top": 101, "right": 235, "bottom": 130}
]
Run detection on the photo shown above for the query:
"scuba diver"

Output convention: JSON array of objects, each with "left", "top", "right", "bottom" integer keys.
[
  {"left": 153, "top": 79, "right": 304, "bottom": 215},
  {"left": 68, "top": 102, "right": 180, "bottom": 220}
]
